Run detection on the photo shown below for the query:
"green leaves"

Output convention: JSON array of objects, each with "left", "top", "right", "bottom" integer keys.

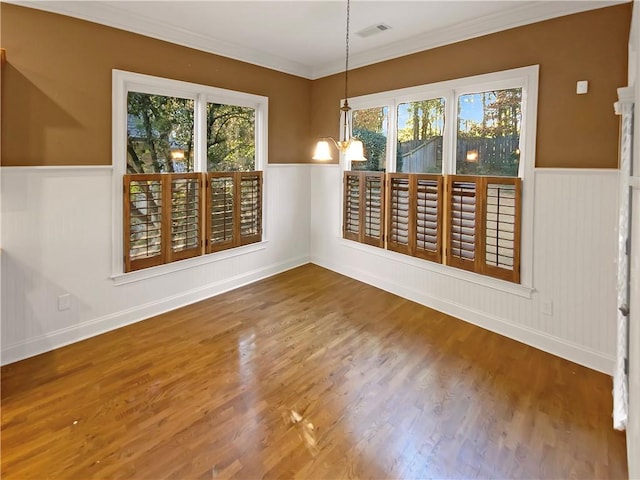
[
  {"left": 127, "top": 92, "right": 194, "bottom": 174},
  {"left": 206, "top": 103, "right": 255, "bottom": 172}
]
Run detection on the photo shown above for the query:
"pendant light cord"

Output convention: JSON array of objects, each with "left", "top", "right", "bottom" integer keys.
[{"left": 344, "top": 0, "right": 350, "bottom": 106}]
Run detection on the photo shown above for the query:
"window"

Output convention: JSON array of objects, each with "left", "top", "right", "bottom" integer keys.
[
  {"left": 344, "top": 66, "right": 537, "bottom": 285},
  {"left": 397, "top": 98, "right": 445, "bottom": 173},
  {"left": 113, "top": 70, "right": 267, "bottom": 275},
  {"left": 456, "top": 89, "right": 522, "bottom": 176},
  {"left": 351, "top": 106, "right": 388, "bottom": 172}
]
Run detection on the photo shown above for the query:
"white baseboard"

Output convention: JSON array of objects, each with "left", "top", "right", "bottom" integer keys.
[
  {"left": 310, "top": 255, "right": 614, "bottom": 375},
  {"left": 1, "top": 256, "right": 310, "bottom": 366}
]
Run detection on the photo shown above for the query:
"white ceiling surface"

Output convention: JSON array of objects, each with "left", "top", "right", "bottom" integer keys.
[{"left": 15, "top": 0, "right": 626, "bottom": 79}]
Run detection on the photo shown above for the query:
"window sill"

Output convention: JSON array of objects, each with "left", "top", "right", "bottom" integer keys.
[
  {"left": 338, "top": 238, "right": 534, "bottom": 298},
  {"left": 111, "top": 241, "right": 268, "bottom": 286}
]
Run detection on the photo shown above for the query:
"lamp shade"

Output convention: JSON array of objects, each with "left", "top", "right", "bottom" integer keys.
[
  {"left": 345, "top": 139, "right": 367, "bottom": 162},
  {"left": 312, "top": 140, "right": 333, "bottom": 161}
]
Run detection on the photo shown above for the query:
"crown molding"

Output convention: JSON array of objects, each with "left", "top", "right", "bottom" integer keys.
[
  {"left": 9, "top": 0, "right": 313, "bottom": 78},
  {"left": 309, "top": 0, "right": 627, "bottom": 79}
]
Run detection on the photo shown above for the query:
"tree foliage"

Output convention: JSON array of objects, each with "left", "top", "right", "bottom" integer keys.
[
  {"left": 126, "top": 93, "right": 256, "bottom": 174},
  {"left": 352, "top": 127, "right": 386, "bottom": 171},
  {"left": 207, "top": 103, "right": 255, "bottom": 172},
  {"left": 456, "top": 89, "right": 522, "bottom": 176},
  {"left": 351, "top": 107, "right": 387, "bottom": 171},
  {"left": 127, "top": 93, "right": 194, "bottom": 174},
  {"left": 398, "top": 98, "right": 445, "bottom": 142},
  {"left": 458, "top": 89, "right": 521, "bottom": 138},
  {"left": 353, "top": 108, "right": 384, "bottom": 133}
]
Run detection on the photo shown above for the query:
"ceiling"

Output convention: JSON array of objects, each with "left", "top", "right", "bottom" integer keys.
[{"left": 14, "top": 0, "right": 626, "bottom": 79}]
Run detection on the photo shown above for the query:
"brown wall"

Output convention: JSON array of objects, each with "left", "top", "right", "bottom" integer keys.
[
  {"left": 0, "top": 3, "right": 311, "bottom": 166},
  {"left": 311, "top": 4, "right": 632, "bottom": 168},
  {"left": 1, "top": 3, "right": 632, "bottom": 168}
]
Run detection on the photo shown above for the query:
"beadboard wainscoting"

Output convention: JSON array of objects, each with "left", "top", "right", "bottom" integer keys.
[
  {"left": 1, "top": 164, "right": 620, "bottom": 374},
  {"left": 1, "top": 164, "right": 311, "bottom": 365},
  {"left": 310, "top": 166, "right": 619, "bottom": 374}
]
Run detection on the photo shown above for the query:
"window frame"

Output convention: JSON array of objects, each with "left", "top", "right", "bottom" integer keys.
[
  {"left": 112, "top": 69, "right": 268, "bottom": 279},
  {"left": 341, "top": 65, "right": 538, "bottom": 290}
]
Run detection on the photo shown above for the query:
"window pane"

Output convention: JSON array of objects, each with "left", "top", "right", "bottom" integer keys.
[
  {"left": 456, "top": 88, "right": 522, "bottom": 176},
  {"left": 127, "top": 93, "right": 194, "bottom": 174},
  {"left": 207, "top": 103, "right": 255, "bottom": 172},
  {"left": 397, "top": 98, "right": 445, "bottom": 173},
  {"left": 352, "top": 106, "right": 387, "bottom": 171}
]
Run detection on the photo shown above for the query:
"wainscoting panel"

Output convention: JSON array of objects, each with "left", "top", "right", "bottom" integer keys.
[
  {"left": 2, "top": 164, "right": 620, "bottom": 374},
  {"left": 310, "top": 166, "right": 619, "bottom": 374},
  {"left": 1, "top": 164, "right": 311, "bottom": 364}
]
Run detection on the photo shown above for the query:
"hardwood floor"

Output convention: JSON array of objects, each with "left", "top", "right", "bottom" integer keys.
[{"left": 1, "top": 264, "right": 627, "bottom": 479}]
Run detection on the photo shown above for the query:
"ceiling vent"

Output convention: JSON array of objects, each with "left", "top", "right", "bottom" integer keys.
[{"left": 356, "top": 23, "right": 392, "bottom": 38}]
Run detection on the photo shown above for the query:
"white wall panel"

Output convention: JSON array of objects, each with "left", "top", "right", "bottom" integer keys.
[
  {"left": 1, "top": 163, "right": 620, "bottom": 375},
  {"left": 1, "top": 164, "right": 311, "bottom": 365},
  {"left": 310, "top": 165, "right": 619, "bottom": 374}
]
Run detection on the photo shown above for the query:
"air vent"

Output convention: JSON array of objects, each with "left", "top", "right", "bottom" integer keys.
[{"left": 356, "top": 23, "right": 392, "bottom": 38}]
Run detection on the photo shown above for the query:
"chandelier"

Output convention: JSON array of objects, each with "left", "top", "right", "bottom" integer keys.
[{"left": 312, "top": 0, "right": 367, "bottom": 162}]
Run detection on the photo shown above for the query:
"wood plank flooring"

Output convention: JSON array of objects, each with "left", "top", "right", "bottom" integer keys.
[{"left": 1, "top": 264, "right": 627, "bottom": 479}]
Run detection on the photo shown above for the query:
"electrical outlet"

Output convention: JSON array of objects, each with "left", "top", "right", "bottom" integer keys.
[
  {"left": 58, "top": 294, "right": 71, "bottom": 311},
  {"left": 541, "top": 299, "right": 553, "bottom": 316}
]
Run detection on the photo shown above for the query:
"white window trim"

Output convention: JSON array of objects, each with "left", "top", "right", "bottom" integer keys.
[
  {"left": 341, "top": 65, "right": 539, "bottom": 289},
  {"left": 111, "top": 69, "right": 269, "bottom": 280}
]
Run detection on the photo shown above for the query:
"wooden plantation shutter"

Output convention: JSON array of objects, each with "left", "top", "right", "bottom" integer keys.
[
  {"left": 124, "top": 174, "right": 166, "bottom": 272},
  {"left": 169, "top": 173, "right": 203, "bottom": 262},
  {"left": 239, "top": 172, "right": 262, "bottom": 246},
  {"left": 481, "top": 177, "right": 521, "bottom": 283},
  {"left": 343, "top": 172, "right": 521, "bottom": 283},
  {"left": 124, "top": 171, "right": 262, "bottom": 272},
  {"left": 343, "top": 171, "right": 385, "bottom": 247},
  {"left": 444, "top": 175, "right": 521, "bottom": 282},
  {"left": 362, "top": 173, "right": 385, "bottom": 247},
  {"left": 343, "top": 172, "right": 361, "bottom": 242},
  {"left": 124, "top": 173, "right": 204, "bottom": 272},
  {"left": 387, "top": 174, "right": 443, "bottom": 262},
  {"left": 206, "top": 171, "right": 263, "bottom": 253},
  {"left": 445, "top": 175, "right": 482, "bottom": 273},
  {"left": 387, "top": 174, "right": 411, "bottom": 254},
  {"left": 415, "top": 175, "right": 443, "bottom": 262},
  {"left": 207, "top": 173, "right": 236, "bottom": 252}
]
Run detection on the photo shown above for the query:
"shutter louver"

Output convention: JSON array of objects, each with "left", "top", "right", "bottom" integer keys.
[
  {"left": 387, "top": 174, "right": 442, "bottom": 262},
  {"left": 415, "top": 175, "right": 443, "bottom": 262},
  {"left": 481, "top": 177, "right": 521, "bottom": 283},
  {"left": 239, "top": 172, "right": 262, "bottom": 246},
  {"left": 446, "top": 176, "right": 482, "bottom": 272},
  {"left": 206, "top": 171, "right": 263, "bottom": 253},
  {"left": 124, "top": 174, "right": 166, "bottom": 272},
  {"left": 387, "top": 175, "right": 411, "bottom": 254},
  {"left": 343, "top": 172, "right": 361, "bottom": 242},
  {"left": 170, "top": 174, "right": 202, "bottom": 262},
  {"left": 207, "top": 173, "right": 235, "bottom": 252},
  {"left": 362, "top": 173, "right": 385, "bottom": 247},
  {"left": 343, "top": 172, "right": 384, "bottom": 247}
]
